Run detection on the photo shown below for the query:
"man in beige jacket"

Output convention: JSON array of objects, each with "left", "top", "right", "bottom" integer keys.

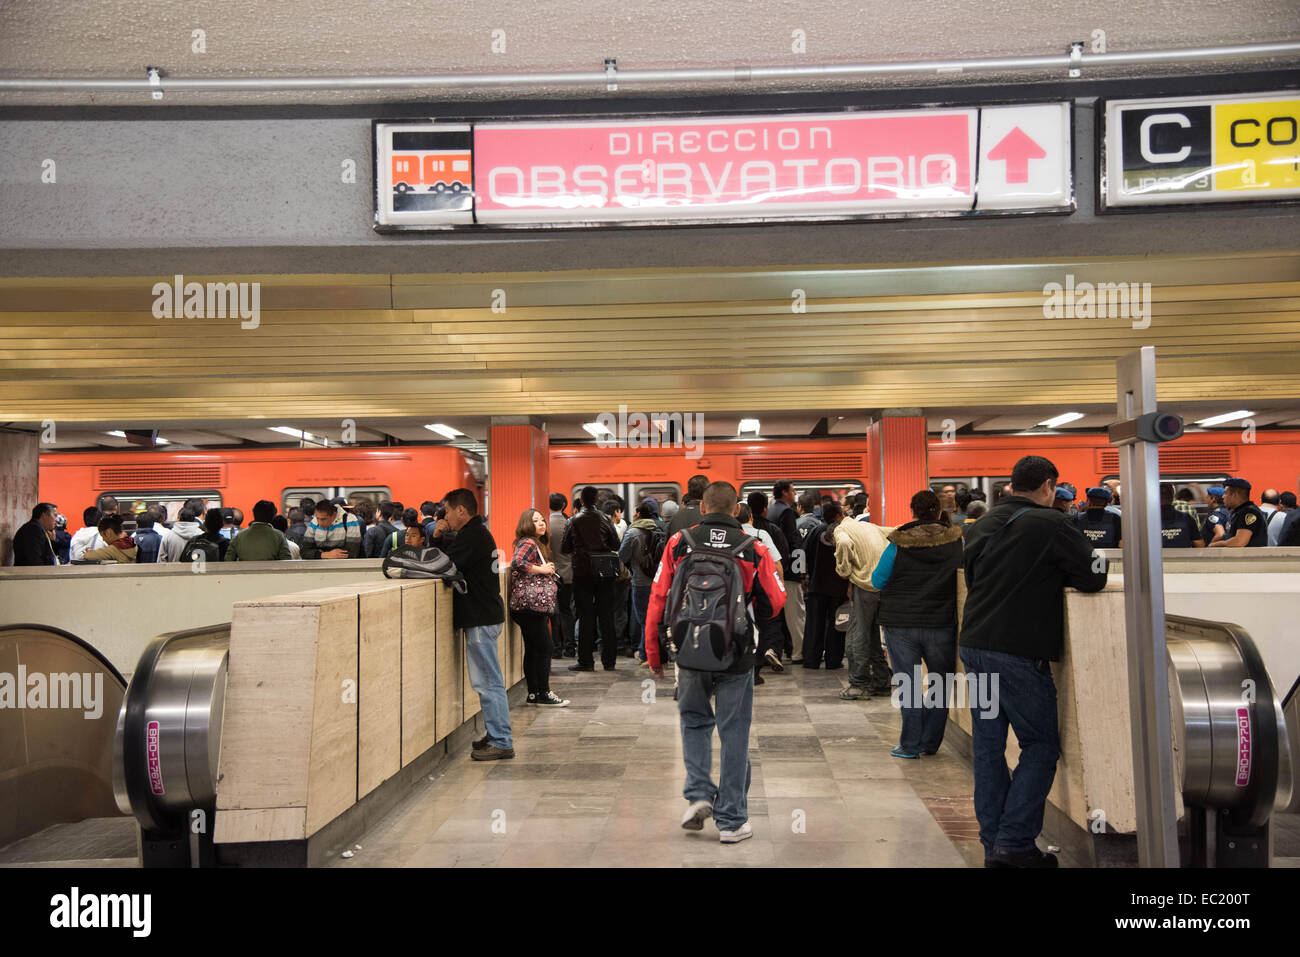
[{"left": 833, "top": 518, "right": 893, "bottom": 700}]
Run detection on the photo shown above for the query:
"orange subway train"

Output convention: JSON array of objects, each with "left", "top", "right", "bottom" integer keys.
[{"left": 36, "top": 431, "right": 1298, "bottom": 531}]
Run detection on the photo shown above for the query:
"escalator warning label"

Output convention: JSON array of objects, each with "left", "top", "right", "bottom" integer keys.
[
  {"left": 1235, "top": 707, "right": 1251, "bottom": 787},
  {"left": 147, "top": 720, "right": 164, "bottom": 795}
]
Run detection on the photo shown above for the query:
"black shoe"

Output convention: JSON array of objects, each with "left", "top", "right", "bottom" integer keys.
[
  {"left": 471, "top": 744, "right": 516, "bottom": 761},
  {"left": 568, "top": 663, "right": 594, "bottom": 672},
  {"left": 754, "top": 674, "right": 766, "bottom": 686},
  {"left": 472, "top": 734, "right": 490, "bottom": 751},
  {"left": 825, "top": 663, "right": 844, "bottom": 670},
  {"left": 550, "top": 649, "right": 564, "bottom": 660},
  {"left": 790, "top": 657, "right": 805, "bottom": 665},
  {"left": 603, "top": 663, "right": 617, "bottom": 671},
  {"left": 535, "top": 691, "right": 570, "bottom": 707},
  {"left": 986, "top": 847, "right": 1059, "bottom": 868}
]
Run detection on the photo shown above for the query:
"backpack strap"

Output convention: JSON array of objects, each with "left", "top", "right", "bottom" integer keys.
[
  {"left": 729, "top": 534, "right": 758, "bottom": 557},
  {"left": 679, "top": 526, "right": 696, "bottom": 550}
]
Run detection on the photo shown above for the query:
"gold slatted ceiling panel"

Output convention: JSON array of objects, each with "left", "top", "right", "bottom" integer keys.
[{"left": 0, "top": 255, "right": 1298, "bottom": 420}]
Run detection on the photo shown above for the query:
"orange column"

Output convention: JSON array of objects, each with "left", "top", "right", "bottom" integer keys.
[
  {"left": 487, "top": 419, "right": 550, "bottom": 554},
  {"left": 866, "top": 410, "right": 929, "bottom": 528}
]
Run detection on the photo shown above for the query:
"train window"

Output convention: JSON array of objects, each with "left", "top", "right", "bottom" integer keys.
[
  {"left": 340, "top": 487, "right": 392, "bottom": 507},
  {"left": 571, "top": 484, "right": 624, "bottom": 507},
  {"left": 100, "top": 491, "right": 222, "bottom": 524},
  {"left": 630, "top": 483, "right": 681, "bottom": 506},
  {"left": 282, "top": 487, "right": 330, "bottom": 514},
  {"left": 739, "top": 480, "right": 864, "bottom": 503}
]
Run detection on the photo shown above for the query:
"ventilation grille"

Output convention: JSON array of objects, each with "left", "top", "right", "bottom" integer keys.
[
  {"left": 1095, "top": 447, "right": 1236, "bottom": 475},
  {"left": 738, "top": 454, "right": 866, "bottom": 478},
  {"left": 95, "top": 465, "right": 225, "bottom": 490}
]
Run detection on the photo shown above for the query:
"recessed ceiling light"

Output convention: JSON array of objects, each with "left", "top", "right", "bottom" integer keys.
[
  {"left": 425, "top": 424, "right": 464, "bottom": 440},
  {"left": 105, "top": 430, "right": 126, "bottom": 438},
  {"left": 582, "top": 421, "right": 613, "bottom": 438},
  {"left": 738, "top": 418, "right": 761, "bottom": 435},
  {"left": 1037, "top": 412, "right": 1086, "bottom": 429},
  {"left": 1194, "top": 410, "right": 1254, "bottom": 427},
  {"left": 269, "top": 426, "right": 328, "bottom": 445}
]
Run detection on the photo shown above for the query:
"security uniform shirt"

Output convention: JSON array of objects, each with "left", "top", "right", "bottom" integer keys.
[
  {"left": 1202, "top": 506, "right": 1230, "bottom": 544},
  {"left": 1074, "top": 508, "right": 1122, "bottom": 548},
  {"left": 1159, "top": 504, "right": 1202, "bottom": 548},
  {"left": 1226, "top": 501, "right": 1268, "bottom": 547}
]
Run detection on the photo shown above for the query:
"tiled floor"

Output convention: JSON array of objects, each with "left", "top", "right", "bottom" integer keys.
[{"left": 331, "top": 660, "right": 980, "bottom": 868}]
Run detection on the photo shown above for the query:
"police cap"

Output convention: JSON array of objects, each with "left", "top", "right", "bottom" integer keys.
[
  {"left": 1224, "top": 477, "right": 1252, "bottom": 492},
  {"left": 1085, "top": 486, "right": 1112, "bottom": 501},
  {"left": 1055, "top": 486, "right": 1075, "bottom": 501},
  {"left": 1207, "top": 485, "right": 1226, "bottom": 497}
]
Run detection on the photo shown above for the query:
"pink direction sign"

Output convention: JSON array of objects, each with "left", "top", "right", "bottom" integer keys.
[{"left": 473, "top": 111, "right": 977, "bottom": 223}]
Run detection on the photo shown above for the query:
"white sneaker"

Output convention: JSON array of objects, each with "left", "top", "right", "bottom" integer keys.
[
  {"left": 681, "top": 800, "right": 713, "bottom": 831},
  {"left": 764, "top": 649, "right": 785, "bottom": 673},
  {"left": 718, "top": 821, "right": 753, "bottom": 844}
]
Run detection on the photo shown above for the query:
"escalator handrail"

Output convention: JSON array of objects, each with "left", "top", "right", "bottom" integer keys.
[
  {"left": 1166, "top": 614, "right": 1281, "bottom": 828},
  {"left": 0, "top": 622, "right": 127, "bottom": 687},
  {"left": 119, "top": 623, "right": 231, "bottom": 833}
]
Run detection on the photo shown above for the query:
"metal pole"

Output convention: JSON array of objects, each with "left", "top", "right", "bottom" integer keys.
[
  {"left": 1114, "top": 346, "right": 1180, "bottom": 866},
  {"left": 0, "top": 41, "right": 1296, "bottom": 93}
]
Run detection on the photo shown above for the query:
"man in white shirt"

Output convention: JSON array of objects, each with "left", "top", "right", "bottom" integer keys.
[{"left": 68, "top": 506, "right": 105, "bottom": 560}]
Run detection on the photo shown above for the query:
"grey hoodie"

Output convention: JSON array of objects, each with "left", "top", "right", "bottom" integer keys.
[{"left": 161, "top": 520, "right": 204, "bottom": 562}]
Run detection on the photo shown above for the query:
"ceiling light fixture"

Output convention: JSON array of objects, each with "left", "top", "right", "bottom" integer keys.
[
  {"left": 1194, "top": 410, "right": 1254, "bottom": 427},
  {"left": 582, "top": 421, "right": 613, "bottom": 438},
  {"left": 738, "top": 418, "right": 761, "bottom": 435},
  {"left": 269, "top": 425, "right": 328, "bottom": 445},
  {"left": 1037, "top": 412, "right": 1086, "bottom": 429},
  {"left": 425, "top": 424, "right": 464, "bottom": 440}
]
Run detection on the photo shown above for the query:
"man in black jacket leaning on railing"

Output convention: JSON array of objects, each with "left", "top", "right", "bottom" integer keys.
[
  {"left": 960, "top": 455, "right": 1108, "bottom": 869},
  {"left": 431, "top": 488, "right": 514, "bottom": 761}
]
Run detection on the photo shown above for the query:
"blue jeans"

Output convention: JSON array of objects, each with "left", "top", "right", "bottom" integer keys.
[
  {"left": 465, "top": 624, "right": 513, "bottom": 750},
  {"left": 883, "top": 625, "right": 957, "bottom": 754},
  {"left": 959, "top": 646, "right": 1060, "bottom": 855},
  {"left": 631, "top": 585, "right": 652, "bottom": 658},
  {"left": 677, "top": 667, "right": 754, "bottom": 831}
]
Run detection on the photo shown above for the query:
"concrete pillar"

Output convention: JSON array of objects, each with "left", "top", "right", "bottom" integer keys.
[
  {"left": 866, "top": 410, "right": 929, "bottom": 529},
  {"left": 1, "top": 432, "right": 39, "bottom": 565},
  {"left": 487, "top": 417, "right": 550, "bottom": 554}
]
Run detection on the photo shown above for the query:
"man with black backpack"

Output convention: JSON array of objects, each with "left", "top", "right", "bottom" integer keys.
[
  {"left": 645, "top": 481, "right": 786, "bottom": 844},
  {"left": 620, "top": 500, "right": 668, "bottom": 664}
]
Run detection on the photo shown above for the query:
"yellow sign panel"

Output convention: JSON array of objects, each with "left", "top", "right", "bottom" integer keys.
[{"left": 1215, "top": 98, "right": 1300, "bottom": 193}]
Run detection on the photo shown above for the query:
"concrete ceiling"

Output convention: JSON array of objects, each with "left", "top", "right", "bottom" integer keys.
[
  {"left": 2, "top": 251, "right": 1298, "bottom": 431},
  {"left": 1, "top": 0, "right": 1298, "bottom": 106}
]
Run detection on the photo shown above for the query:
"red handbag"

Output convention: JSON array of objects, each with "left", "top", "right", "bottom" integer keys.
[{"left": 509, "top": 540, "right": 558, "bottom": 614}]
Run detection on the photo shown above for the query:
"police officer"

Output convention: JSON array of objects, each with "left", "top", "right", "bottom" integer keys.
[
  {"left": 1201, "top": 486, "right": 1231, "bottom": 545},
  {"left": 1208, "top": 478, "right": 1268, "bottom": 548},
  {"left": 1074, "top": 487, "right": 1122, "bottom": 548},
  {"left": 1159, "top": 483, "right": 1204, "bottom": 548},
  {"left": 1052, "top": 483, "right": 1077, "bottom": 516}
]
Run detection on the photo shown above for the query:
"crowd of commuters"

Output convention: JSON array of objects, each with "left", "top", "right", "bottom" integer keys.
[{"left": 10, "top": 462, "right": 1296, "bottom": 860}]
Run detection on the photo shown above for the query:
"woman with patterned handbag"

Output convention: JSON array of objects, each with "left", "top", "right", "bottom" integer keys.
[{"left": 510, "top": 509, "right": 570, "bottom": 707}]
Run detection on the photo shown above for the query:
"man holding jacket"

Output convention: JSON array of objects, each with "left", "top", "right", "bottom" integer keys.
[
  {"left": 960, "top": 455, "right": 1108, "bottom": 868},
  {"left": 431, "top": 488, "right": 514, "bottom": 761},
  {"left": 834, "top": 516, "right": 894, "bottom": 699}
]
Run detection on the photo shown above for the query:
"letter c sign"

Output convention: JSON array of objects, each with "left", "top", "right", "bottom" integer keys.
[{"left": 1140, "top": 113, "right": 1192, "bottom": 163}]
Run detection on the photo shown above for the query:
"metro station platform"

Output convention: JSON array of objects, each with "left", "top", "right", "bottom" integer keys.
[{"left": 328, "top": 666, "right": 979, "bottom": 869}]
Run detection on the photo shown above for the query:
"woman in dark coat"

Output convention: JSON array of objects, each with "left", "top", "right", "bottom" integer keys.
[{"left": 871, "top": 489, "right": 964, "bottom": 758}]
